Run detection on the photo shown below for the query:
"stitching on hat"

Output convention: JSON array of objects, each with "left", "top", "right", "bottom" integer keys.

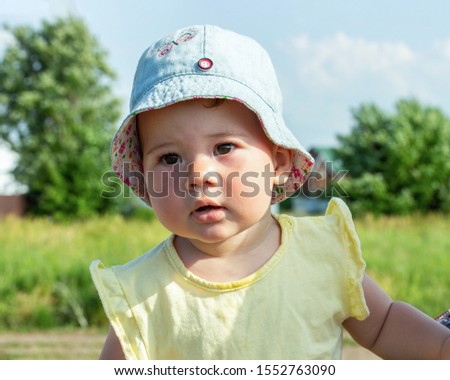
[
  {"left": 156, "top": 28, "right": 198, "bottom": 57},
  {"left": 202, "top": 25, "right": 206, "bottom": 57}
]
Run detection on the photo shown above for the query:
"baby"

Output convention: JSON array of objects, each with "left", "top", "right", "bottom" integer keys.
[{"left": 91, "top": 25, "right": 450, "bottom": 360}]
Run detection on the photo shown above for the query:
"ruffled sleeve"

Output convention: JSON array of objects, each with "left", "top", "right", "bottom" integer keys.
[
  {"left": 90, "top": 260, "right": 148, "bottom": 359},
  {"left": 325, "top": 198, "right": 369, "bottom": 321}
]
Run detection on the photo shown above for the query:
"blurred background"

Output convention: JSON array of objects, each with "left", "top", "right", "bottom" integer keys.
[{"left": 0, "top": 0, "right": 449, "bottom": 359}]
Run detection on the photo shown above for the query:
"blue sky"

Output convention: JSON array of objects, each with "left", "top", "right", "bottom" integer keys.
[{"left": 1, "top": 0, "right": 450, "bottom": 193}]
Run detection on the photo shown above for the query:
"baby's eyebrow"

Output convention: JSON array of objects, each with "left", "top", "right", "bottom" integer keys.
[
  {"left": 143, "top": 141, "right": 174, "bottom": 155},
  {"left": 205, "top": 131, "right": 247, "bottom": 139}
]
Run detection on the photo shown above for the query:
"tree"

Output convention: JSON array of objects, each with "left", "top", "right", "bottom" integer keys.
[
  {"left": 0, "top": 17, "right": 122, "bottom": 218},
  {"left": 334, "top": 98, "right": 450, "bottom": 215}
]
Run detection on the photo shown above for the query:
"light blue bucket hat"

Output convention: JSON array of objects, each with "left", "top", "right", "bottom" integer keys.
[{"left": 112, "top": 25, "right": 314, "bottom": 205}]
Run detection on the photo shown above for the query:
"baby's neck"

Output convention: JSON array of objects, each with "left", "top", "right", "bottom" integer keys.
[{"left": 174, "top": 216, "right": 281, "bottom": 283}]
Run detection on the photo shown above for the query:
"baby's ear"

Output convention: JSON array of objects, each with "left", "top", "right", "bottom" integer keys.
[{"left": 273, "top": 146, "right": 293, "bottom": 186}]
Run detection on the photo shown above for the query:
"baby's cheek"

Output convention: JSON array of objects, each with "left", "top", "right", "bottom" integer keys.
[
  {"left": 145, "top": 169, "right": 171, "bottom": 197},
  {"left": 222, "top": 171, "right": 262, "bottom": 199}
]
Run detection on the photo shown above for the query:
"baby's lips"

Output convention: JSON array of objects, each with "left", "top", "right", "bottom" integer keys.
[{"left": 192, "top": 199, "right": 222, "bottom": 212}]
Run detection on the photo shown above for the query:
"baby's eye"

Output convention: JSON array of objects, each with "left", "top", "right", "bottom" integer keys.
[
  {"left": 160, "top": 153, "right": 181, "bottom": 165},
  {"left": 214, "top": 143, "right": 235, "bottom": 156}
]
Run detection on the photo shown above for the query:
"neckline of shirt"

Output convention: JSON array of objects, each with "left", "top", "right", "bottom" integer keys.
[{"left": 164, "top": 214, "right": 293, "bottom": 292}]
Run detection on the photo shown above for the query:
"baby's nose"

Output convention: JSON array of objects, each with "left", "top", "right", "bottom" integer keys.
[{"left": 186, "top": 156, "right": 221, "bottom": 190}]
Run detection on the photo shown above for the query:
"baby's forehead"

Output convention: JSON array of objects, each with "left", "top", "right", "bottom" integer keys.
[
  {"left": 138, "top": 98, "right": 247, "bottom": 117},
  {"left": 136, "top": 98, "right": 272, "bottom": 148}
]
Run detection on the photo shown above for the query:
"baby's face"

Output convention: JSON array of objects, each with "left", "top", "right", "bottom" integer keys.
[{"left": 137, "top": 99, "right": 291, "bottom": 244}]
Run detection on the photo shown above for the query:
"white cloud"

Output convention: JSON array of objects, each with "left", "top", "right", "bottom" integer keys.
[
  {"left": 282, "top": 33, "right": 450, "bottom": 147},
  {"left": 291, "top": 32, "right": 450, "bottom": 102},
  {"left": 292, "top": 32, "right": 415, "bottom": 89}
]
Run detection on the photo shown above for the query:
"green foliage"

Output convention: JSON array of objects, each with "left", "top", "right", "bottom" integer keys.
[
  {"left": 335, "top": 99, "right": 450, "bottom": 215},
  {"left": 0, "top": 17, "right": 122, "bottom": 219}
]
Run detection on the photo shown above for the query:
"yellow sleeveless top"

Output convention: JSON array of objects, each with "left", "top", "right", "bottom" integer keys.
[{"left": 90, "top": 198, "right": 369, "bottom": 359}]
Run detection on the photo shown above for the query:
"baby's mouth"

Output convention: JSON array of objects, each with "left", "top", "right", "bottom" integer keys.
[
  {"left": 191, "top": 203, "right": 226, "bottom": 223},
  {"left": 195, "top": 205, "right": 223, "bottom": 212}
]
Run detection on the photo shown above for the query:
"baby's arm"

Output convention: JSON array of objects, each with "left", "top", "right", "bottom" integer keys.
[
  {"left": 343, "top": 274, "right": 450, "bottom": 359},
  {"left": 99, "top": 325, "right": 126, "bottom": 360}
]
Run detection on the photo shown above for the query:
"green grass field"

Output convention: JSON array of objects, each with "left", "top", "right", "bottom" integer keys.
[
  {"left": 0, "top": 214, "right": 170, "bottom": 330},
  {"left": 355, "top": 213, "right": 450, "bottom": 317},
  {"left": 0, "top": 212, "right": 449, "bottom": 330}
]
